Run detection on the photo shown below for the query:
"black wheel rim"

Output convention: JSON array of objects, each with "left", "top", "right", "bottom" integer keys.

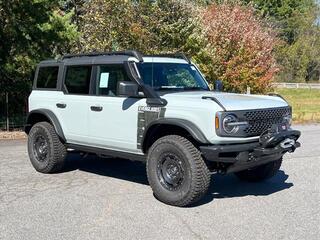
[
  {"left": 33, "top": 135, "right": 49, "bottom": 162},
  {"left": 157, "top": 153, "right": 185, "bottom": 191}
]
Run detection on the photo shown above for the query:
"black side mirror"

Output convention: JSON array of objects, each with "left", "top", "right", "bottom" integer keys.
[
  {"left": 118, "top": 81, "right": 139, "bottom": 97},
  {"left": 214, "top": 80, "right": 223, "bottom": 92}
]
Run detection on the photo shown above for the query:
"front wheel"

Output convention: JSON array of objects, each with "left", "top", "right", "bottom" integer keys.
[
  {"left": 146, "top": 135, "right": 211, "bottom": 207},
  {"left": 234, "top": 158, "right": 282, "bottom": 182}
]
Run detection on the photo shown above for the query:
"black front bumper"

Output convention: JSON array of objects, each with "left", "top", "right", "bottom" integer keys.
[{"left": 200, "top": 129, "right": 301, "bottom": 173}]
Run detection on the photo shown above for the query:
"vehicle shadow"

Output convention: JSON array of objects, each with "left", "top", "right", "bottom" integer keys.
[
  {"left": 63, "top": 153, "right": 293, "bottom": 206},
  {"left": 193, "top": 170, "right": 293, "bottom": 207},
  {"left": 63, "top": 153, "right": 149, "bottom": 185}
]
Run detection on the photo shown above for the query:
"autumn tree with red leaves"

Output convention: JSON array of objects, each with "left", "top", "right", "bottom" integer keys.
[{"left": 199, "top": 2, "right": 280, "bottom": 93}]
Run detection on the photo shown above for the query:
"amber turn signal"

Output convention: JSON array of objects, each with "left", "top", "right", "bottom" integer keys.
[{"left": 215, "top": 115, "right": 219, "bottom": 129}]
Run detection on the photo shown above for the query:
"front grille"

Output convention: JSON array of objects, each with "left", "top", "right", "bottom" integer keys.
[{"left": 243, "top": 107, "right": 291, "bottom": 136}]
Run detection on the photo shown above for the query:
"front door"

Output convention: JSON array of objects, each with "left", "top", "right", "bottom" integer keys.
[{"left": 87, "top": 64, "right": 145, "bottom": 153}]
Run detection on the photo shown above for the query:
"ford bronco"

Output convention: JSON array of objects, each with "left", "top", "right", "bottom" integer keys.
[{"left": 25, "top": 51, "right": 301, "bottom": 207}]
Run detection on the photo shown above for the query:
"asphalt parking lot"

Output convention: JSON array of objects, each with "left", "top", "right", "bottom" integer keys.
[{"left": 0, "top": 125, "right": 319, "bottom": 240}]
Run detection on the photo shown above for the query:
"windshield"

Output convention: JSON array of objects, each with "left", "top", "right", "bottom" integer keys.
[{"left": 137, "top": 63, "right": 209, "bottom": 91}]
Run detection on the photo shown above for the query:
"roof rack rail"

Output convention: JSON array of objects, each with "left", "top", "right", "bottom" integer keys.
[
  {"left": 145, "top": 53, "right": 191, "bottom": 63},
  {"left": 62, "top": 50, "right": 144, "bottom": 62}
]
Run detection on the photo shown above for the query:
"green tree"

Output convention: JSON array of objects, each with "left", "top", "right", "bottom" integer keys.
[
  {"left": 0, "top": 0, "right": 79, "bottom": 126},
  {"left": 0, "top": 0, "right": 78, "bottom": 93},
  {"left": 242, "top": 0, "right": 317, "bottom": 44},
  {"left": 240, "top": 0, "right": 320, "bottom": 82},
  {"left": 78, "top": 0, "right": 199, "bottom": 54},
  {"left": 276, "top": 11, "right": 320, "bottom": 82}
]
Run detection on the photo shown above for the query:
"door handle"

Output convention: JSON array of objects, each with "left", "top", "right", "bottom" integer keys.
[
  {"left": 90, "top": 106, "right": 103, "bottom": 112},
  {"left": 56, "top": 103, "right": 67, "bottom": 108}
]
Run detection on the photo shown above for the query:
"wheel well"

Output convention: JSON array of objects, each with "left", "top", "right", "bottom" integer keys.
[
  {"left": 25, "top": 113, "right": 51, "bottom": 134},
  {"left": 142, "top": 124, "right": 200, "bottom": 153},
  {"left": 25, "top": 110, "right": 66, "bottom": 142}
]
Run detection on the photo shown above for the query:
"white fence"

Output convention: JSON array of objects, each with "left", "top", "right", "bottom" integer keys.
[{"left": 273, "top": 82, "right": 320, "bottom": 89}]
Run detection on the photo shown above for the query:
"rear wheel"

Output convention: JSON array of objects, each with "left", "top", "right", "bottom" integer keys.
[
  {"left": 27, "top": 122, "right": 67, "bottom": 173},
  {"left": 147, "top": 135, "right": 210, "bottom": 207},
  {"left": 234, "top": 158, "right": 282, "bottom": 182}
]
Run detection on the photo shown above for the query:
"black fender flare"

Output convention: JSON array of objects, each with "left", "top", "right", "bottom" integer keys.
[
  {"left": 142, "top": 118, "right": 209, "bottom": 149},
  {"left": 25, "top": 109, "right": 66, "bottom": 142}
]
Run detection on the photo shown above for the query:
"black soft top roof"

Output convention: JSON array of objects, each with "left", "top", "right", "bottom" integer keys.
[{"left": 38, "top": 51, "right": 190, "bottom": 66}]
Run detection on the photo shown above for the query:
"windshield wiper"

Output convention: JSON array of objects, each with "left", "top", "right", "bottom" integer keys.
[
  {"left": 154, "top": 86, "right": 208, "bottom": 91},
  {"left": 154, "top": 86, "right": 184, "bottom": 91},
  {"left": 183, "top": 87, "right": 208, "bottom": 91}
]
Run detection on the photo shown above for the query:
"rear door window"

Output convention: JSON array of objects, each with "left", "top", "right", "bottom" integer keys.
[{"left": 64, "top": 66, "right": 92, "bottom": 94}]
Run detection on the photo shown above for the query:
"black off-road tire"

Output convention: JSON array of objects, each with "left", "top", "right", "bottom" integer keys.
[
  {"left": 146, "top": 135, "right": 211, "bottom": 207},
  {"left": 234, "top": 158, "right": 283, "bottom": 182},
  {"left": 27, "top": 121, "right": 67, "bottom": 173}
]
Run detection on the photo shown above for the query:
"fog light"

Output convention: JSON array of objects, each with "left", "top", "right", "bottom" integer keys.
[{"left": 283, "top": 113, "right": 292, "bottom": 126}]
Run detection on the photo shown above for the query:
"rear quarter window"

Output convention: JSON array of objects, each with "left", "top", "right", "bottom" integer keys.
[{"left": 36, "top": 66, "right": 59, "bottom": 89}]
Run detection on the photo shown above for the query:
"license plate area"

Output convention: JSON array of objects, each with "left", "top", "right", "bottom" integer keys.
[{"left": 259, "top": 124, "right": 299, "bottom": 148}]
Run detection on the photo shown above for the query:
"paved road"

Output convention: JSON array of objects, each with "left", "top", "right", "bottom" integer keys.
[{"left": 0, "top": 125, "right": 319, "bottom": 240}]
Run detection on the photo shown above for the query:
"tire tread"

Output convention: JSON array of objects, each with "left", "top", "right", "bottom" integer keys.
[
  {"left": 147, "top": 135, "right": 210, "bottom": 207},
  {"left": 28, "top": 122, "right": 66, "bottom": 173}
]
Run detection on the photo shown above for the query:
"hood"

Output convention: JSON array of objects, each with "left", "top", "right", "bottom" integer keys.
[{"left": 161, "top": 91, "right": 288, "bottom": 111}]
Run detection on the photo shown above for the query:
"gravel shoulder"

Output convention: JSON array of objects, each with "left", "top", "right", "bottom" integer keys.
[{"left": 0, "top": 131, "right": 26, "bottom": 140}]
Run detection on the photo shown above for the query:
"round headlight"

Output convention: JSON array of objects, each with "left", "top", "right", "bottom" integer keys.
[{"left": 222, "top": 114, "right": 239, "bottom": 134}]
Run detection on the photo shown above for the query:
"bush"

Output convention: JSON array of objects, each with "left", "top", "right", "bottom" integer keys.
[{"left": 199, "top": 2, "right": 280, "bottom": 93}]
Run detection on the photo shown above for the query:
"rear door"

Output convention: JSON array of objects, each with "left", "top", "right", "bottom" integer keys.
[
  {"left": 87, "top": 64, "right": 145, "bottom": 153},
  {"left": 55, "top": 65, "right": 93, "bottom": 144}
]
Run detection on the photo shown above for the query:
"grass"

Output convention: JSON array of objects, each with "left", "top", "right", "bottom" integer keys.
[{"left": 274, "top": 88, "right": 320, "bottom": 123}]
